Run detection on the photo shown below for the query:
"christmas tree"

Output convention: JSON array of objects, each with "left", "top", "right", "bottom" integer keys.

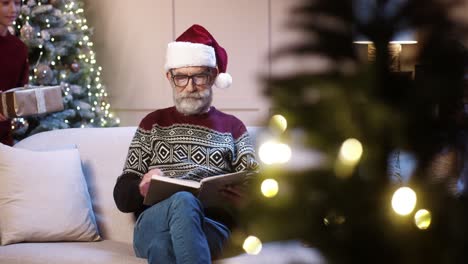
[
  {"left": 11, "top": 0, "right": 119, "bottom": 140},
  {"left": 238, "top": 0, "right": 468, "bottom": 263}
]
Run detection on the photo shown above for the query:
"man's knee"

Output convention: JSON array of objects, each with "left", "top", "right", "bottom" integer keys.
[{"left": 169, "top": 191, "right": 203, "bottom": 213}]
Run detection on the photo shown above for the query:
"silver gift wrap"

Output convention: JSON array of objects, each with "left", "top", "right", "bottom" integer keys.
[{"left": 0, "top": 85, "right": 64, "bottom": 118}]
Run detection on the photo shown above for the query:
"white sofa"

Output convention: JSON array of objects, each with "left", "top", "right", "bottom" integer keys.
[{"left": 0, "top": 126, "right": 324, "bottom": 264}]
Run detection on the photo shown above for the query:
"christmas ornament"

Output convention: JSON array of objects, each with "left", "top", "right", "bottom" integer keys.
[
  {"left": 11, "top": 118, "right": 29, "bottom": 132},
  {"left": 71, "top": 62, "right": 80, "bottom": 73},
  {"left": 35, "top": 64, "right": 54, "bottom": 85},
  {"left": 20, "top": 22, "right": 34, "bottom": 41}
]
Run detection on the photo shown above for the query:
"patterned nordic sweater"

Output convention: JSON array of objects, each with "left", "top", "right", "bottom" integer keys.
[{"left": 113, "top": 106, "right": 258, "bottom": 228}]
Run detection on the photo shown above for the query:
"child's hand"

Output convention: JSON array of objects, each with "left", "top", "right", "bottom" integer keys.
[{"left": 139, "top": 168, "right": 164, "bottom": 197}]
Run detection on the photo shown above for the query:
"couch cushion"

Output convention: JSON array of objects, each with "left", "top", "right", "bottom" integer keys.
[
  {"left": 0, "top": 240, "right": 146, "bottom": 264},
  {"left": 0, "top": 144, "right": 100, "bottom": 245},
  {"left": 14, "top": 127, "right": 138, "bottom": 243}
]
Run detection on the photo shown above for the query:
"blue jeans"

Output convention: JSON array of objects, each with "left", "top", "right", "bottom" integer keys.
[{"left": 133, "top": 191, "right": 231, "bottom": 264}]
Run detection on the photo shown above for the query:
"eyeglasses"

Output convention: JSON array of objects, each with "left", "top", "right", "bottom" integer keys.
[{"left": 170, "top": 72, "right": 213, "bottom": 88}]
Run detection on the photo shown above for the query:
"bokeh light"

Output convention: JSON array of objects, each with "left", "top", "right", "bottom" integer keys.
[
  {"left": 259, "top": 140, "right": 292, "bottom": 164},
  {"left": 391, "top": 187, "right": 417, "bottom": 215},
  {"left": 339, "top": 138, "right": 363, "bottom": 165},
  {"left": 242, "top": 236, "right": 262, "bottom": 255},
  {"left": 261, "top": 179, "right": 279, "bottom": 198},
  {"left": 269, "top": 114, "right": 288, "bottom": 133},
  {"left": 414, "top": 209, "right": 432, "bottom": 230}
]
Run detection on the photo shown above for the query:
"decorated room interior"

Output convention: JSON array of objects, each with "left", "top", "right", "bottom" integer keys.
[{"left": 2, "top": 0, "right": 468, "bottom": 263}]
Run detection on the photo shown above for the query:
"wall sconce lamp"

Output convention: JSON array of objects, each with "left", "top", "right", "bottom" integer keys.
[{"left": 354, "top": 30, "right": 417, "bottom": 72}]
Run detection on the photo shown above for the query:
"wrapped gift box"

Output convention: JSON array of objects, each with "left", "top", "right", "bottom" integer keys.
[{"left": 0, "top": 85, "right": 64, "bottom": 118}]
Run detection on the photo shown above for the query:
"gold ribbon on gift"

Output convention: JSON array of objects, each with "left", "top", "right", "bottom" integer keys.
[{"left": 0, "top": 85, "right": 64, "bottom": 118}]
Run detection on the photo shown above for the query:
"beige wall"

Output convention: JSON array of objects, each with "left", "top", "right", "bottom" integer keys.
[
  {"left": 84, "top": 0, "right": 302, "bottom": 126},
  {"left": 84, "top": 0, "right": 468, "bottom": 126}
]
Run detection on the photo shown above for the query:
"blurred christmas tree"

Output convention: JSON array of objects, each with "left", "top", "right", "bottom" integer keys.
[
  {"left": 238, "top": 0, "right": 468, "bottom": 263},
  {"left": 11, "top": 0, "right": 119, "bottom": 140}
]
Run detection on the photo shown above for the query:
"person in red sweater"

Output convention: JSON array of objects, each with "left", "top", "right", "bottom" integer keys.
[
  {"left": 0, "top": 0, "right": 29, "bottom": 146},
  {"left": 114, "top": 25, "right": 258, "bottom": 264}
]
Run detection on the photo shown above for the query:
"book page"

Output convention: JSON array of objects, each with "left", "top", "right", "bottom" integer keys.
[
  {"left": 151, "top": 175, "right": 201, "bottom": 188},
  {"left": 197, "top": 171, "right": 257, "bottom": 208},
  {"left": 143, "top": 176, "right": 201, "bottom": 206}
]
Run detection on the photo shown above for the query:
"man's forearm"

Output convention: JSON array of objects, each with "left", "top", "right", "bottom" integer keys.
[{"left": 113, "top": 173, "right": 145, "bottom": 213}]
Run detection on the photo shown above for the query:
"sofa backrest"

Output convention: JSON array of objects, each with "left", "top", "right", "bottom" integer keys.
[{"left": 14, "top": 126, "right": 263, "bottom": 243}]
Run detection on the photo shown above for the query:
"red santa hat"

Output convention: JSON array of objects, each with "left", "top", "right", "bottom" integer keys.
[{"left": 164, "top": 24, "right": 232, "bottom": 89}]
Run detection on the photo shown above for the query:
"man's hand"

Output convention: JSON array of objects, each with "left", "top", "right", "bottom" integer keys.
[
  {"left": 0, "top": 113, "right": 7, "bottom": 122},
  {"left": 139, "top": 168, "right": 164, "bottom": 197},
  {"left": 219, "top": 184, "right": 249, "bottom": 209}
]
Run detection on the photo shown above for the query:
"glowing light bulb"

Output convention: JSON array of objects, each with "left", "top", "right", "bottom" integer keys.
[
  {"left": 261, "top": 179, "right": 279, "bottom": 198},
  {"left": 259, "top": 141, "right": 277, "bottom": 164},
  {"left": 391, "top": 187, "right": 417, "bottom": 215},
  {"left": 258, "top": 141, "right": 291, "bottom": 164},
  {"left": 339, "top": 138, "right": 363, "bottom": 165},
  {"left": 269, "top": 114, "right": 287, "bottom": 133},
  {"left": 414, "top": 209, "right": 431, "bottom": 230},
  {"left": 277, "top": 143, "right": 292, "bottom": 163},
  {"left": 242, "top": 236, "right": 262, "bottom": 255}
]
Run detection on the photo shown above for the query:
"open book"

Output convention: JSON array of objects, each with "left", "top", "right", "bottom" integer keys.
[{"left": 143, "top": 170, "right": 257, "bottom": 208}]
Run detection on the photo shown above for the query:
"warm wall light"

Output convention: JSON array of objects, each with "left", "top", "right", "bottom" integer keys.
[{"left": 354, "top": 30, "right": 417, "bottom": 72}]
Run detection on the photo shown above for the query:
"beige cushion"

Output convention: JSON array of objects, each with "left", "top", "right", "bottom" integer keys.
[
  {"left": 14, "top": 127, "right": 138, "bottom": 243},
  {"left": 0, "top": 143, "right": 100, "bottom": 245}
]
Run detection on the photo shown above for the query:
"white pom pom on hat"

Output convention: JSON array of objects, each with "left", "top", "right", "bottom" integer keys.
[
  {"left": 214, "top": 72, "right": 232, "bottom": 89},
  {"left": 165, "top": 24, "right": 232, "bottom": 89}
]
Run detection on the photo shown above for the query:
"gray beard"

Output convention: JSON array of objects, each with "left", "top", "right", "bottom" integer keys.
[{"left": 173, "top": 88, "right": 213, "bottom": 115}]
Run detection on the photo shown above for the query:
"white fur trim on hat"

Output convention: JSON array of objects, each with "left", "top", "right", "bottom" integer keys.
[
  {"left": 164, "top": 42, "right": 216, "bottom": 71},
  {"left": 214, "top": 72, "right": 232, "bottom": 89}
]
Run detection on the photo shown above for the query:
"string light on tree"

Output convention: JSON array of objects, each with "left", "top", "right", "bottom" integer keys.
[
  {"left": 414, "top": 209, "right": 432, "bottom": 230},
  {"left": 338, "top": 138, "right": 363, "bottom": 166},
  {"left": 258, "top": 140, "right": 292, "bottom": 165},
  {"left": 242, "top": 236, "right": 262, "bottom": 255},
  {"left": 335, "top": 138, "right": 363, "bottom": 178},
  {"left": 391, "top": 187, "right": 417, "bottom": 216},
  {"left": 269, "top": 114, "right": 288, "bottom": 133},
  {"left": 261, "top": 179, "right": 279, "bottom": 198}
]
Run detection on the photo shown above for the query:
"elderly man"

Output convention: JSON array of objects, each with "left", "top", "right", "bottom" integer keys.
[{"left": 113, "top": 24, "right": 258, "bottom": 264}]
